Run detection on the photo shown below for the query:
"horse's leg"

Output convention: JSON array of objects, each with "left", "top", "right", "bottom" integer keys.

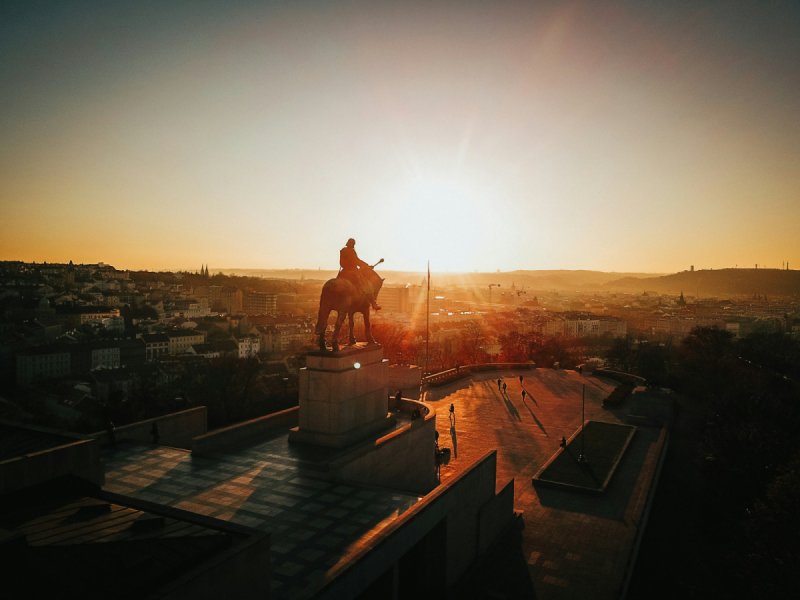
[
  {"left": 332, "top": 311, "right": 346, "bottom": 352},
  {"left": 364, "top": 306, "right": 375, "bottom": 344},
  {"left": 348, "top": 312, "right": 356, "bottom": 345},
  {"left": 315, "top": 303, "right": 330, "bottom": 351}
]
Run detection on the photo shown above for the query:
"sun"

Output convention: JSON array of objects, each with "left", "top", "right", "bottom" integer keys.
[{"left": 386, "top": 176, "right": 499, "bottom": 272}]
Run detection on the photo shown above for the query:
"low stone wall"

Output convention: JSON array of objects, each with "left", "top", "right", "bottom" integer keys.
[
  {"left": 332, "top": 409, "right": 438, "bottom": 495},
  {"left": 478, "top": 479, "right": 515, "bottom": 555},
  {"left": 89, "top": 406, "right": 208, "bottom": 449},
  {"left": 192, "top": 407, "right": 298, "bottom": 455},
  {"left": 386, "top": 364, "right": 422, "bottom": 398},
  {"left": 0, "top": 437, "right": 103, "bottom": 493},
  {"left": 423, "top": 362, "right": 536, "bottom": 388},
  {"left": 594, "top": 368, "right": 647, "bottom": 386},
  {"left": 626, "top": 388, "right": 677, "bottom": 426},
  {"left": 389, "top": 396, "right": 431, "bottom": 418},
  {"left": 318, "top": 450, "right": 515, "bottom": 599}
]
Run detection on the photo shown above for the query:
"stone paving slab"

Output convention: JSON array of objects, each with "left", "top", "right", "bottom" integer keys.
[
  {"left": 425, "top": 369, "right": 667, "bottom": 600},
  {"left": 102, "top": 432, "right": 419, "bottom": 600}
]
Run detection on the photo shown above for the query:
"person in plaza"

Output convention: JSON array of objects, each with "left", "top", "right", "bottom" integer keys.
[
  {"left": 502, "top": 381, "right": 507, "bottom": 394},
  {"left": 449, "top": 403, "right": 455, "bottom": 427},
  {"left": 522, "top": 389, "right": 527, "bottom": 401},
  {"left": 497, "top": 378, "right": 501, "bottom": 390},
  {"left": 338, "top": 238, "right": 380, "bottom": 310}
]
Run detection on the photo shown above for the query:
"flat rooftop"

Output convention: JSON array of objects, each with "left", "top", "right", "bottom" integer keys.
[
  {"left": 101, "top": 367, "right": 666, "bottom": 599},
  {"left": 426, "top": 368, "right": 666, "bottom": 600},
  {"left": 102, "top": 430, "right": 419, "bottom": 599},
  {"left": 0, "top": 489, "right": 249, "bottom": 600}
]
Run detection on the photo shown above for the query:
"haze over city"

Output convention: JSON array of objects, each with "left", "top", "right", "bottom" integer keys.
[{"left": 2, "top": 1, "right": 799, "bottom": 274}]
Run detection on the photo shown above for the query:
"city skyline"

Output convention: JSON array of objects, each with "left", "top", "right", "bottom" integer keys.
[{"left": 2, "top": 1, "right": 799, "bottom": 274}]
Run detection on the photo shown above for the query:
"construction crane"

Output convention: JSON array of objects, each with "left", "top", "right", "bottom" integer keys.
[{"left": 488, "top": 283, "right": 501, "bottom": 304}]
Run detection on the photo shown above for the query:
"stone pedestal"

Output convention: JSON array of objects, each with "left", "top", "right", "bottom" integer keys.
[{"left": 289, "top": 343, "right": 394, "bottom": 448}]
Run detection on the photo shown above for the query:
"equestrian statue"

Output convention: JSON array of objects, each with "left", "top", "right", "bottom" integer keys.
[{"left": 315, "top": 238, "right": 384, "bottom": 352}]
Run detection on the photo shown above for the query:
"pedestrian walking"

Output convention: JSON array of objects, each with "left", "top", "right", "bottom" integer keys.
[
  {"left": 107, "top": 420, "right": 116, "bottom": 447},
  {"left": 522, "top": 389, "right": 527, "bottom": 401},
  {"left": 449, "top": 403, "right": 455, "bottom": 427},
  {"left": 497, "top": 378, "right": 501, "bottom": 390},
  {"left": 519, "top": 375, "right": 523, "bottom": 384},
  {"left": 502, "top": 382, "right": 507, "bottom": 393}
]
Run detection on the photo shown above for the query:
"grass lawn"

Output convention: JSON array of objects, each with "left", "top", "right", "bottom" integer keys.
[{"left": 534, "top": 421, "right": 636, "bottom": 493}]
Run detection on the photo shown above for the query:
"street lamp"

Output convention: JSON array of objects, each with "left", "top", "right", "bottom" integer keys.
[{"left": 578, "top": 382, "right": 587, "bottom": 462}]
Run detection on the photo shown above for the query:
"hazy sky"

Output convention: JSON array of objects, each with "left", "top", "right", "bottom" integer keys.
[{"left": 1, "top": 0, "right": 798, "bottom": 273}]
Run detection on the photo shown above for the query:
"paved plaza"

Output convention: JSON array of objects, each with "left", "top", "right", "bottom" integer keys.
[{"left": 425, "top": 368, "right": 667, "bottom": 600}]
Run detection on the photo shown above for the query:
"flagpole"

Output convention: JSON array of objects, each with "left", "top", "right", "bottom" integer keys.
[{"left": 426, "top": 260, "right": 430, "bottom": 376}]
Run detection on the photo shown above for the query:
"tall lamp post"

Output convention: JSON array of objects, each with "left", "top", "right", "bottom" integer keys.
[{"left": 578, "top": 383, "right": 587, "bottom": 462}]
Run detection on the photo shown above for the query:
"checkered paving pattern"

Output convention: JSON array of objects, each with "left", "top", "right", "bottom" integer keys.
[{"left": 103, "top": 433, "right": 418, "bottom": 599}]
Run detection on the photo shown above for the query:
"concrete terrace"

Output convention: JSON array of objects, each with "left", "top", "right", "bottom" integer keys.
[
  {"left": 102, "top": 432, "right": 419, "bottom": 599},
  {"left": 99, "top": 366, "right": 666, "bottom": 599},
  {"left": 425, "top": 368, "right": 667, "bottom": 600}
]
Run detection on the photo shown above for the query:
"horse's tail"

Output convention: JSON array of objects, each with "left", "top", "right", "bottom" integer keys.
[{"left": 315, "top": 297, "right": 326, "bottom": 336}]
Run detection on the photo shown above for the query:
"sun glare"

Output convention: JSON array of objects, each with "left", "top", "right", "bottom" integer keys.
[{"left": 389, "top": 176, "right": 497, "bottom": 272}]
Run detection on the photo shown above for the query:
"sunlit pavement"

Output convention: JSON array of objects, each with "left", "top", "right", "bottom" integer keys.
[{"left": 424, "top": 369, "right": 667, "bottom": 600}]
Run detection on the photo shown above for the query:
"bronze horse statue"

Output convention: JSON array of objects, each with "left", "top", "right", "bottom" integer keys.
[{"left": 315, "top": 259, "right": 384, "bottom": 352}]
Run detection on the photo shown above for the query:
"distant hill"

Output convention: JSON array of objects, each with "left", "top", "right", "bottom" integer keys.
[
  {"left": 499, "top": 270, "right": 661, "bottom": 291},
  {"left": 217, "top": 268, "right": 663, "bottom": 290},
  {"left": 607, "top": 269, "right": 800, "bottom": 297}
]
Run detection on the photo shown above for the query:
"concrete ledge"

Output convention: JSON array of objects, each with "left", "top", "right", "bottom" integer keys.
[
  {"left": 478, "top": 478, "right": 515, "bottom": 554},
  {"left": 192, "top": 407, "right": 298, "bottom": 455},
  {"left": 423, "top": 362, "right": 536, "bottom": 387},
  {"left": 331, "top": 411, "right": 438, "bottom": 494},
  {"left": 305, "top": 343, "right": 385, "bottom": 371},
  {"left": 288, "top": 413, "right": 396, "bottom": 449},
  {"left": 386, "top": 364, "right": 422, "bottom": 398},
  {"left": 90, "top": 406, "right": 208, "bottom": 449},
  {"left": 0, "top": 437, "right": 103, "bottom": 493},
  {"left": 594, "top": 368, "right": 647, "bottom": 386},
  {"left": 316, "top": 450, "right": 509, "bottom": 599},
  {"left": 391, "top": 397, "right": 431, "bottom": 418}
]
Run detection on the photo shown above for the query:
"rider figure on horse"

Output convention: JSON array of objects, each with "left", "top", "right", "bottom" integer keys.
[{"left": 339, "top": 238, "right": 381, "bottom": 311}]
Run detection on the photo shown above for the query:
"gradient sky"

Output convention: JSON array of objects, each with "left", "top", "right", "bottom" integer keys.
[{"left": 1, "top": 0, "right": 799, "bottom": 274}]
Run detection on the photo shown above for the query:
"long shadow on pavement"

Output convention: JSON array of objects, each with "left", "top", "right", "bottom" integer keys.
[
  {"left": 501, "top": 390, "right": 522, "bottom": 420},
  {"left": 521, "top": 398, "right": 548, "bottom": 436}
]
